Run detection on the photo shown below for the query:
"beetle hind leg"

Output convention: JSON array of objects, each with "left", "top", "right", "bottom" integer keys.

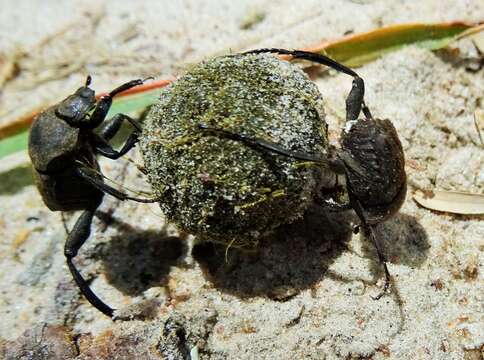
[
  {"left": 350, "top": 197, "right": 392, "bottom": 300},
  {"left": 197, "top": 123, "right": 324, "bottom": 162},
  {"left": 244, "top": 48, "right": 373, "bottom": 122},
  {"left": 64, "top": 202, "right": 115, "bottom": 317},
  {"left": 243, "top": 48, "right": 359, "bottom": 77},
  {"left": 89, "top": 78, "right": 151, "bottom": 129}
]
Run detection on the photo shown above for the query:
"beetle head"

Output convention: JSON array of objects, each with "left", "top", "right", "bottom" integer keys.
[
  {"left": 55, "top": 76, "right": 96, "bottom": 127},
  {"left": 338, "top": 117, "right": 406, "bottom": 223}
]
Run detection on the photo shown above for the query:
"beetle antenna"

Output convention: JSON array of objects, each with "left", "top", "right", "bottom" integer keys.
[{"left": 85, "top": 75, "right": 92, "bottom": 87}]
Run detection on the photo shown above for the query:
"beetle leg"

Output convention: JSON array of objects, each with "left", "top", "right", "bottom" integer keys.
[
  {"left": 75, "top": 166, "right": 158, "bottom": 203},
  {"left": 100, "top": 113, "right": 142, "bottom": 141},
  {"left": 64, "top": 202, "right": 115, "bottom": 317},
  {"left": 345, "top": 79, "right": 374, "bottom": 121},
  {"left": 197, "top": 124, "right": 324, "bottom": 163},
  {"left": 349, "top": 196, "right": 391, "bottom": 300},
  {"left": 92, "top": 132, "right": 139, "bottom": 160},
  {"left": 198, "top": 125, "right": 367, "bottom": 212},
  {"left": 89, "top": 78, "right": 151, "bottom": 129},
  {"left": 244, "top": 48, "right": 359, "bottom": 77},
  {"left": 244, "top": 49, "right": 374, "bottom": 121},
  {"left": 108, "top": 77, "right": 153, "bottom": 97},
  {"left": 345, "top": 77, "right": 364, "bottom": 121},
  {"left": 61, "top": 212, "right": 70, "bottom": 235}
]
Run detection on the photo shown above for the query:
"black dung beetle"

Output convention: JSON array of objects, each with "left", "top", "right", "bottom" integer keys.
[
  {"left": 28, "top": 76, "right": 157, "bottom": 317},
  {"left": 200, "top": 49, "right": 406, "bottom": 299},
  {"left": 28, "top": 48, "right": 406, "bottom": 318},
  {"left": 141, "top": 48, "right": 406, "bottom": 301}
]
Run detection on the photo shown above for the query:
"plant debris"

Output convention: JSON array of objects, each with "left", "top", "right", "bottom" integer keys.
[{"left": 413, "top": 189, "right": 484, "bottom": 215}]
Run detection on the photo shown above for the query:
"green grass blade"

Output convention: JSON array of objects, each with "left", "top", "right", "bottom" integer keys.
[
  {"left": 0, "top": 131, "right": 29, "bottom": 159},
  {"left": 307, "top": 22, "right": 480, "bottom": 67},
  {"left": 0, "top": 22, "right": 482, "bottom": 159}
]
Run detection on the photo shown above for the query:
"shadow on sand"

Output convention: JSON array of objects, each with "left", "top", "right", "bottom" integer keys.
[
  {"left": 94, "top": 204, "right": 428, "bottom": 302},
  {"left": 193, "top": 205, "right": 429, "bottom": 300}
]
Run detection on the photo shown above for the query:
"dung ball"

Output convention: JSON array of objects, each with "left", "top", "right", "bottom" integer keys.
[{"left": 140, "top": 53, "right": 332, "bottom": 246}]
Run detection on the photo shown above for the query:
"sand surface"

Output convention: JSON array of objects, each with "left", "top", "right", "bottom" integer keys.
[{"left": 0, "top": 1, "right": 483, "bottom": 359}]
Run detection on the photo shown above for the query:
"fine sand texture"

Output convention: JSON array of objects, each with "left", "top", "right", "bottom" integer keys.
[{"left": 0, "top": 1, "right": 483, "bottom": 359}]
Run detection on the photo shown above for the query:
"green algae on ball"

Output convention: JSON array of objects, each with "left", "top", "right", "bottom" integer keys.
[{"left": 141, "top": 53, "right": 331, "bottom": 246}]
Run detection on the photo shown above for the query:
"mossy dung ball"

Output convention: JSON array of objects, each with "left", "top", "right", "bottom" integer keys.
[{"left": 141, "top": 53, "right": 330, "bottom": 246}]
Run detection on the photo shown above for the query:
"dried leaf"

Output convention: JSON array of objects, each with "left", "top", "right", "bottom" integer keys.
[
  {"left": 305, "top": 22, "right": 483, "bottom": 67},
  {"left": 414, "top": 190, "right": 484, "bottom": 215},
  {"left": 1, "top": 22, "right": 482, "bottom": 158}
]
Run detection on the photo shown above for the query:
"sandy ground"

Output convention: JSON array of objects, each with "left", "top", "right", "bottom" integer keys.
[{"left": 0, "top": 1, "right": 483, "bottom": 359}]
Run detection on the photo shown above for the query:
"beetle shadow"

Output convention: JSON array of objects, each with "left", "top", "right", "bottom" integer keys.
[
  {"left": 362, "top": 212, "right": 430, "bottom": 278},
  {"left": 193, "top": 207, "right": 430, "bottom": 300},
  {"left": 96, "top": 216, "right": 188, "bottom": 296},
  {"left": 193, "top": 204, "right": 355, "bottom": 300}
]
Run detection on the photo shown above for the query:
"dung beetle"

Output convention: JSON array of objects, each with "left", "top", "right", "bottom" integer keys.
[
  {"left": 199, "top": 49, "right": 406, "bottom": 298},
  {"left": 142, "top": 48, "right": 406, "bottom": 302},
  {"left": 28, "top": 76, "right": 157, "bottom": 317},
  {"left": 28, "top": 48, "right": 405, "bottom": 318}
]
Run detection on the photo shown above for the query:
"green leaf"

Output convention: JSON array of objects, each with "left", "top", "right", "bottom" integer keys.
[
  {"left": 0, "top": 131, "right": 29, "bottom": 159},
  {"left": 0, "top": 22, "right": 482, "bottom": 159},
  {"left": 307, "top": 23, "right": 480, "bottom": 67}
]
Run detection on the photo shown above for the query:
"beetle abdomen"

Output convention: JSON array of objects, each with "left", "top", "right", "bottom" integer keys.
[
  {"left": 32, "top": 165, "right": 104, "bottom": 211},
  {"left": 340, "top": 118, "right": 406, "bottom": 222}
]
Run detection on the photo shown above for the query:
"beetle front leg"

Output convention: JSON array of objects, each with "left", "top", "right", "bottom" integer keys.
[
  {"left": 89, "top": 78, "right": 150, "bottom": 129},
  {"left": 100, "top": 113, "right": 142, "bottom": 141},
  {"left": 92, "top": 132, "right": 139, "bottom": 160},
  {"left": 64, "top": 202, "right": 115, "bottom": 317}
]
